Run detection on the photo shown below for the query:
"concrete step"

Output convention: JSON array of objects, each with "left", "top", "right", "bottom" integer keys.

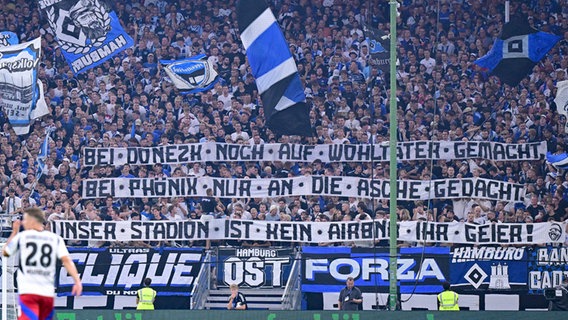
[
  {"left": 207, "top": 295, "right": 282, "bottom": 302},
  {"left": 205, "top": 287, "right": 285, "bottom": 310}
]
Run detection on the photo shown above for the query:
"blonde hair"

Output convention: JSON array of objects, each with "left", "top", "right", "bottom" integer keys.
[{"left": 25, "top": 207, "right": 46, "bottom": 224}]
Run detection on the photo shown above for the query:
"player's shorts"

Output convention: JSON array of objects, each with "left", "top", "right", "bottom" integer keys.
[{"left": 18, "top": 294, "right": 55, "bottom": 320}]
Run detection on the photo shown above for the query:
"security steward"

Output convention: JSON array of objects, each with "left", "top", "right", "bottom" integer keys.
[
  {"left": 137, "top": 278, "right": 157, "bottom": 310},
  {"left": 437, "top": 281, "right": 459, "bottom": 311}
]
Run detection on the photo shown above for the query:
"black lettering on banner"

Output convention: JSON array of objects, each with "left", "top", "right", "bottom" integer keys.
[
  {"left": 464, "top": 224, "right": 476, "bottom": 242},
  {"left": 98, "top": 180, "right": 114, "bottom": 197},
  {"left": 165, "top": 145, "right": 178, "bottom": 163},
  {"left": 342, "top": 144, "right": 357, "bottom": 161},
  {"left": 217, "top": 144, "right": 241, "bottom": 161},
  {"left": 446, "top": 179, "right": 460, "bottom": 197},
  {"left": 311, "top": 176, "right": 343, "bottom": 195},
  {"left": 84, "top": 148, "right": 96, "bottom": 166},
  {"left": 178, "top": 145, "right": 189, "bottom": 162},
  {"left": 225, "top": 220, "right": 252, "bottom": 239},
  {"left": 131, "top": 222, "right": 142, "bottom": 239},
  {"left": 397, "top": 143, "right": 409, "bottom": 160},
  {"left": 401, "top": 181, "right": 421, "bottom": 200},
  {"left": 91, "top": 222, "right": 104, "bottom": 240},
  {"left": 464, "top": 224, "right": 524, "bottom": 244},
  {"left": 104, "top": 222, "right": 116, "bottom": 240},
  {"left": 152, "top": 146, "right": 165, "bottom": 164},
  {"left": 414, "top": 141, "right": 429, "bottom": 159},
  {"left": 518, "top": 143, "right": 532, "bottom": 160},
  {"left": 487, "top": 180, "right": 501, "bottom": 199},
  {"left": 266, "top": 222, "right": 311, "bottom": 241},
  {"left": 474, "top": 179, "right": 488, "bottom": 199},
  {"left": 416, "top": 221, "right": 449, "bottom": 242},
  {"left": 78, "top": 221, "right": 90, "bottom": 239},
  {"left": 454, "top": 142, "right": 465, "bottom": 158},
  {"left": 495, "top": 143, "right": 508, "bottom": 160},
  {"left": 357, "top": 179, "right": 386, "bottom": 198},
  {"left": 462, "top": 179, "right": 473, "bottom": 197},
  {"left": 477, "top": 142, "right": 492, "bottom": 159},
  {"left": 267, "top": 179, "right": 293, "bottom": 196},
  {"left": 137, "top": 148, "right": 151, "bottom": 164},
  {"left": 374, "top": 220, "right": 389, "bottom": 238},
  {"left": 431, "top": 142, "right": 440, "bottom": 159},
  {"left": 328, "top": 144, "right": 343, "bottom": 161},
  {"left": 84, "top": 180, "right": 99, "bottom": 198},
  {"left": 213, "top": 179, "right": 251, "bottom": 197}
]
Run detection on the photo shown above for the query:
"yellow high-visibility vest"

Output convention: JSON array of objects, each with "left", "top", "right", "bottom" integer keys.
[
  {"left": 137, "top": 287, "right": 156, "bottom": 310},
  {"left": 438, "top": 290, "right": 459, "bottom": 311}
]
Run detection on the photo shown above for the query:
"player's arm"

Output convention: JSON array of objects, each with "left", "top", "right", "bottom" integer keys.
[
  {"left": 2, "top": 220, "right": 20, "bottom": 257},
  {"left": 61, "top": 255, "right": 83, "bottom": 296}
]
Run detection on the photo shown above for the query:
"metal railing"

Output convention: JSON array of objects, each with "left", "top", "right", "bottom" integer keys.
[
  {"left": 190, "top": 250, "right": 212, "bottom": 310},
  {"left": 281, "top": 250, "right": 302, "bottom": 310}
]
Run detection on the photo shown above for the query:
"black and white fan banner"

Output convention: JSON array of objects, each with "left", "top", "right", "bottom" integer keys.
[
  {"left": 83, "top": 141, "right": 546, "bottom": 166},
  {"left": 82, "top": 176, "right": 525, "bottom": 201},
  {"left": 50, "top": 220, "right": 567, "bottom": 245}
]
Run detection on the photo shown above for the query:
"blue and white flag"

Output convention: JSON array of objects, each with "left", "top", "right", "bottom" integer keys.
[
  {"left": 474, "top": 18, "right": 561, "bottom": 86},
  {"left": 36, "top": 129, "right": 52, "bottom": 181},
  {"left": 364, "top": 24, "right": 390, "bottom": 74},
  {"left": 0, "top": 37, "right": 49, "bottom": 135},
  {"left": 161, "top": 54, "right": 220, "bottom": 94},
  {"left": 237, "top": 0, "right": 311, "bottom": 136},
  {"left": 546, "top": 152, "right": 568, "bottom": 170},
  {"left": 0, "top": 31, "right": 19, "bottom": 47},
  {"left": 38, "top": 0, "right": 134, "bottom": 74}
]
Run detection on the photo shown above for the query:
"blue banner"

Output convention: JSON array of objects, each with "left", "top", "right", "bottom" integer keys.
[
  {"left": 301, "top": 246, "right": 450, "bottom": 294},
  {"left": 527, "top": 246, "right": 568, "bottom": 294},
  {"left": 57, "top": 247, "right": 204, "bottom": 297},
  {"left": 217, "top": 248, "right": 293, "bottom": 288},
  {"left": 0, "top": 31, "right": 19, "bottom": 47},
  {"left": 450, "top": 246, "right": 528, "bottom": 291},
  {"left": 38, "top": 0, "right": 134, "bottom": 74}
]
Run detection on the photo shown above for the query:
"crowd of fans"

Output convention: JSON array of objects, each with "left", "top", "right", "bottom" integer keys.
[{"left": 1, "top": 0, "right": 568, "bottom": 247}]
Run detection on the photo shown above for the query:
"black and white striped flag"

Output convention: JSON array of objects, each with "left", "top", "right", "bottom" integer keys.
[{"left": 237, "top": 0, "right": 312, "bottom": 136}]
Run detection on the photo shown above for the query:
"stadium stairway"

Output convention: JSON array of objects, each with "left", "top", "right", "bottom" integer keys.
[{"left": 204, "top": 287, "right": 285, "bottom": 310}]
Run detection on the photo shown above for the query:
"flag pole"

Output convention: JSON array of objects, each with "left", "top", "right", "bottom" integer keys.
[{"left": 388, "top": 0, "right": 398, "bottom": 311}]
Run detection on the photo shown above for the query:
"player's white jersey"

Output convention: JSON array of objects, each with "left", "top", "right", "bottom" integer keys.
[{"left": 4, "top": 230, "right": 70, "bottom": 297}]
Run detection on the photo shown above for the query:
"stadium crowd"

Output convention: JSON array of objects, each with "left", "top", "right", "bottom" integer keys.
[{"left": 1, "top": 0, "right": 568, "bottom": 247}]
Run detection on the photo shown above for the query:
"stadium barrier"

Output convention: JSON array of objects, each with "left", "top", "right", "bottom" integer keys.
[{"left": 52, "top": 310, "right": 566, "bottom": 320}]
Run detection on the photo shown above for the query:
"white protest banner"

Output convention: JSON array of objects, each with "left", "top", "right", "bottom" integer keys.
[
  {"left": 82, "top": 141, "right": 547, "bottom": 166},
  {"left": 82, "top": 176, "right": 525, "bottom": 201},
  {"left": 50, "top": 220, "right": 567, "bottom": 245},
  {"left": 0, "top": 37, "right": 49, "bottom": 135}
]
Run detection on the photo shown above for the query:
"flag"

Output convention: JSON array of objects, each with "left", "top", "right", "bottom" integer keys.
[
  {"left": 161, "top": 54, "right": 220, "bottom": 94},
  {"left": 474, "top": 18, "right": 561, "bottom": 86},
  {"left": 237, "top": 0, "right": 311, "bottom": 136},
  {"left": 38, "top": 0, "right": 134, "bottom": 74},
  {"left": 555, "top": 80, "right": 568, "bottom": 119},
  {"left": 0, "top": 31, "right": 19, "bottom": 47},
  {"left": 364, "top": 24, "right": 391, "bottom": 73},
  {"left": 36, "top": 130, "right": 52, "bottom": 181},
  {"left": 0, "top": 37, "right": 49, "bottom": 135},
  {"left": 546, "top": 152, "right": 568, "bottom": 170}
]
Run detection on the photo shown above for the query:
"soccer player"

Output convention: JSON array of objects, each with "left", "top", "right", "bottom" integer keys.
[{"left": 2, "top": 208, "right": 82, "bottom": 320}]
